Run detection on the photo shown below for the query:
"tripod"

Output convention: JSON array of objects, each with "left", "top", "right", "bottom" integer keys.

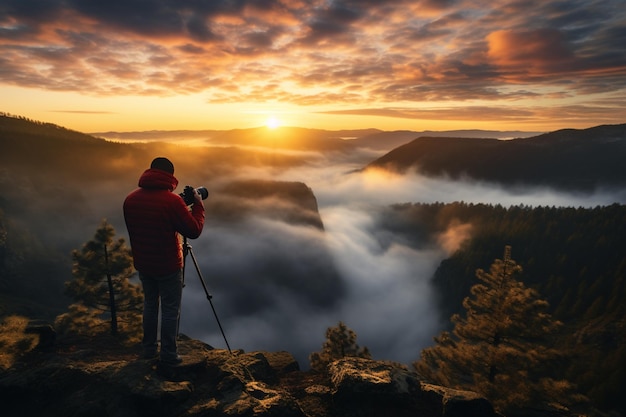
[{"left": 182, "top": 237, "right": 232, "bottom": 353}]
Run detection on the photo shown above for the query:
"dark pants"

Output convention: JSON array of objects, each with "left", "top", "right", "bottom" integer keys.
[{"left": 139, "top": 269, "right": 183, "bottom": 361}]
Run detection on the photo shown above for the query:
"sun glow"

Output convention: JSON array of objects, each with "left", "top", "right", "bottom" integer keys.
[{"left": 265, "top": 116, "right": 280, "bottom": 129}]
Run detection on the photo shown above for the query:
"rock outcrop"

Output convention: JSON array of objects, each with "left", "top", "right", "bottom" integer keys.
[{"left": 0, "top": 335, "right": 498, "bottom": 417}]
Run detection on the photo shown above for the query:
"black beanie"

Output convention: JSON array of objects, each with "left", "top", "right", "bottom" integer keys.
[{"left": 150, "top": 157, "right": 174, "bottom": 174}]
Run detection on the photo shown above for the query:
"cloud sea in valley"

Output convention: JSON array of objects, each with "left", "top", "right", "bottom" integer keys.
[{"left": 107, "top": 147, "right": 623, "bottom": 367}]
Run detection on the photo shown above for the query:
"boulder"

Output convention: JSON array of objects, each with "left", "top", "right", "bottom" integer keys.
[
  {"left": 419, "top": 383, "right": 497, "bottom": 417},
  {"left": 327, "top": 357, "right": 497, "bottom": 417},
  {"left": 0, "top": 336, "right": 499, "bottom": 417}
]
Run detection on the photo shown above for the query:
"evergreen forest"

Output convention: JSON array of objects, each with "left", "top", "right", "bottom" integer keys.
[{"left": 376, "top": 202, "right": 625, "bottom": 415}]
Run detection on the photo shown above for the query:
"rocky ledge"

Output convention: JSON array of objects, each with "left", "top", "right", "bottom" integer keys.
[{"left": 0, "top": 335, "right": 498, "bottom": 417}]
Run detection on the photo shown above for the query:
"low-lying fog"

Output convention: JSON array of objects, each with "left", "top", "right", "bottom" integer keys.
[{"left": 102, "top": 147, "right": 625, "bottom": 368}]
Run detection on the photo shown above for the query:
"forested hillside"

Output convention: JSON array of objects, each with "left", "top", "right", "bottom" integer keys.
[
  {"left": 0, "top": 114, "right": 306, "bottom": 183},
  {"left": 367, "top": 124, "right": 626, "bottom": 191},
  {"left": 375, "top": 202, "right": 625, "bottom": 415}
]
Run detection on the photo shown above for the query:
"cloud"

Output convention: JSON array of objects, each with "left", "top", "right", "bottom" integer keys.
[
  {"left": 319, "top": 106, "right": 536, "bottom": 122},
  {"left": 1, "top": 0, "right": 624, "bottom": 125},
  {"left": 487, "top": 29, "right": 574, "bottom": 73},
  {"left": 67, "top": 0, "right": 185, "bottom": 38},
  {"left": 318, "top": 99, "right": 626, "bottom": 127},
  {"left": 176, "top": 200, "right": 446, "bottom": 366}
]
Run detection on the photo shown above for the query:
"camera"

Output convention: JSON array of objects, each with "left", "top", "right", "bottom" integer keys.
[{"left": 180, "top": 186, "right": 209, "bottom": 206}]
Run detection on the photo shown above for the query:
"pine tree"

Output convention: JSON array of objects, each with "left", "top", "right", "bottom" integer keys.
[
  {"left": 415, "top": 246, "right": 582, "bottom": 415},
  {"left": 56, "top": 220, "right": 142, "bottom": 340},
  {"left": 309, "top": 321, "right": 371, "bottom": 372}
]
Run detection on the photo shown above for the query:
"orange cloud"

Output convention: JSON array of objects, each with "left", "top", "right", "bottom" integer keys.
[{"left": 487, "top": 28, "right": 574, "bottom": 74}]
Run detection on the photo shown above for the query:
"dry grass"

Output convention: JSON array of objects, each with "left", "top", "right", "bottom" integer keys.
[{"left": 0, "top": 315, "right": 39, "bottom": 370}]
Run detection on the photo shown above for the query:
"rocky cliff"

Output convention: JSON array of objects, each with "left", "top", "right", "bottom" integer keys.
[{"left": 0, "top": 334, "right": 498, "bottom": 417}]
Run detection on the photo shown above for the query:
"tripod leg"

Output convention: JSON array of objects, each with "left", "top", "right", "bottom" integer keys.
[
  {"left": 186, "top": 243, "right": 233, "bottom": 353},
  {"left": 178, "top": 240, "right": 189, "bottom": 340}
]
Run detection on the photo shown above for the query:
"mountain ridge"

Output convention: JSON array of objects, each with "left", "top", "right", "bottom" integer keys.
[
  {"left": 366, "top": 123, "right": 626, "bottom": 190},
  {"left": 92, "top": 125, "right": 543, "bottom": 152}
]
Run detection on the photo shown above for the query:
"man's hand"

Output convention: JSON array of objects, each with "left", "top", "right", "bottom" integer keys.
[{"left": 193, "top": 188, "right": 203, "bottom": 203}]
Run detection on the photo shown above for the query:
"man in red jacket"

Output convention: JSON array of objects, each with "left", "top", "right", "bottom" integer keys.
[{"left": 123, "top": 157, "right": 205, "bottom": 364}]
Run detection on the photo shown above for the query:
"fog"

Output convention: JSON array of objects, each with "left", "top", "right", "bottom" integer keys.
[{"left": 123, "top": 150, "right": 624, "bottom": 368}]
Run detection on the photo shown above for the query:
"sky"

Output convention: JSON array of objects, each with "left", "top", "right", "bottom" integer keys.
[{"left": 1, "top": 0, "right": 626, "bottom": 133}]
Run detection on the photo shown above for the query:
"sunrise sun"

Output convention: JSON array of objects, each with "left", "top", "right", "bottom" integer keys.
[{"left": 265, "top": 116, "right": 280, "bottom": 129}]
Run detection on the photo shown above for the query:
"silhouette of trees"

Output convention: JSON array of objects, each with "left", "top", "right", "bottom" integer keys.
[
  {"left": 415, "top": 247, "right": 583, "bottom": 415},
  {"left": 56, "top": 220, "right": 142, "bottom": 340},
  {"left": 310, "top": 321, "right": 371, "bottom": 372}
]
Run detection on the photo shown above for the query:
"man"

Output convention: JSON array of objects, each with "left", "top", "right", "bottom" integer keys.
[{"left": 123, "top": 157, "right": 205, "bottom": 364}]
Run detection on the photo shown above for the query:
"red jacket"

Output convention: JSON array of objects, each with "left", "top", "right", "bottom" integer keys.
[{"left": 123, "top": 168, "right": 205, "bottom": 276}]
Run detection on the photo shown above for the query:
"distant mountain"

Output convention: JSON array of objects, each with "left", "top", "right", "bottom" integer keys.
[
  {"left": 366, "top": 124, "right": 626, "bottom": 190},
  {"left": 94, "top": 126, "right": 381, "bottom": 152},
  {"left": 351, "top": 129, "right": 542, "bottom": 151},
  {"left": 93, "top": 126, "right": 543, "bottom": 153}
]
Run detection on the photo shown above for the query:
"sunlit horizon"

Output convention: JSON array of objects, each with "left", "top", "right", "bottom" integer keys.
[
  {"left": 1, "top": 1, "right": 625, "bottom": 134},
  {"left": 2, "top": 85, "right": 619, "bottom": 135}
]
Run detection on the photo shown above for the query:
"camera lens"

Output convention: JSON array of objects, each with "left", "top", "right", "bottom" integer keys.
[{"left": 196, "top": 187, "right": 209, "bottom": 200}]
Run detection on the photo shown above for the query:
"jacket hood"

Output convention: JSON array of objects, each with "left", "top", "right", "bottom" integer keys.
[{"left": 138, "top": 168, "right": 179, "bottom": 191}]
